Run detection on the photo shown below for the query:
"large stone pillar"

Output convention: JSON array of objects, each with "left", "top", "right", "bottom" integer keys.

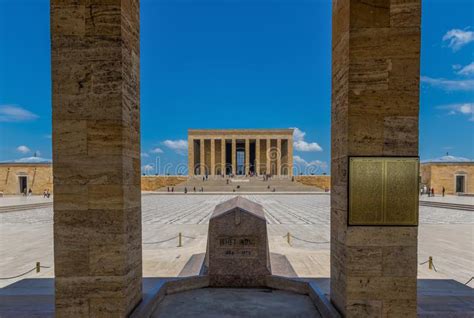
[
  {"left": 210, "top": 139, "right": 215, "bottom": 176},
  {"left": 288, "top": 138, "right": 293, "bottom": 177},
  {"left": 266, "top": 138, "right": 271, "bottom": 175},
  {"left": 231, "top": 139, "right": 237, "bottom": 175},
  {"left": 255, "top": 139, "right": 260, "bottom": 175},
  {"left": 188, "top": 137, "right": 194, "bottom": 176},
  {"left": 276, "top": 138, "right": 281, "bottom": 176},
  {"left": 51, "top": 1, "right": 142, "bottom": 316},
  {"left": 245, "top": 139, "right": 250, "bottom": 175},
  {"left": 331, "top": 0, "right": 421, "bottom": 316},
  {"left": 221, "top": 138, "right": 226, "bottom": 175},
  {"left": 200, "top": 138, "right": 205, "bottom": 175}
]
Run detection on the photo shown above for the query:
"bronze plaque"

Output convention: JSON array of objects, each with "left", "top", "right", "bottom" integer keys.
[{"left": 349, "top": 157, "right": 419, "bottom": 226}]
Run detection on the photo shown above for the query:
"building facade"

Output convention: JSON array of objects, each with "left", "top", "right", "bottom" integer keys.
[
  {"left": 188, "top": 129, "right": 294, "bottom": 176},
  {"left": 421, "top": 161, "right": 473, "bottom": 195},
  {"left": 0, "top": 163, "right": 53, "bottom": 195}
]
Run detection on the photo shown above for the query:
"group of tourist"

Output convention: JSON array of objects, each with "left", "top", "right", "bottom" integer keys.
[
  {"left": 166, "top": 187, "right": 174, "bottom": 192},
  {"left": 22, "top": 188, "right": 51, "bottom": 197},
  {"left": 421, "top": 185, "right": 446, "bottom": 197},
  {"left": 184, "top": 186, "right": 204, "bottom": 194}
]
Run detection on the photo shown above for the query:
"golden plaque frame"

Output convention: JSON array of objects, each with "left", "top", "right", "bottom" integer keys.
[{"left": 348, "top": 157, "right": 419, "bottom": 226}]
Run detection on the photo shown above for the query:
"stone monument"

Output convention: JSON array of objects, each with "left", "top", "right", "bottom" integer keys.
[{"left": 205, "top": 196, "right": 271, "bottom": 287}]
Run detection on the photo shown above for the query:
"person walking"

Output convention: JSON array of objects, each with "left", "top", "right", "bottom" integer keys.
[
  {"left": 431, "top": 187, "right": 435, "bottom": 197},
  {"left": 442, "top": 186, "right": 445, "bottom": 197}
]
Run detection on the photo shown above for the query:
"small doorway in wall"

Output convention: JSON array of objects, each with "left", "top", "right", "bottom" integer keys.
[
  {"left": 455, "top": 175, "right": 466, "bottom": 193},
  {"left": 18, "top": 176, "right": 28, "bottom": 194}
]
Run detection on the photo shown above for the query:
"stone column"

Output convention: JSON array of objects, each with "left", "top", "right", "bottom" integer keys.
[
  {"left": 200, "top": 139, "right": 205, "bottom": 175},
  {"left": 331, "top": 1, "right": 421, "bottom": 316},
  {"left": 210, "top": 139, "right": 215, "bottom": 176},
  {"left": 188, "top": 137, "right": 194, "bottom": 176},
  {"left": 276, "top": 138, "right": 281, "bottom": 176},
  {"left": 266, "top": 138, "right": 271, "bottom": 175},
  {"left": 288, "top": 138, "right": 293, "bottom": 177},
  {"left": 245, "top": 139, "right": 250, "bottom": 175},
  {"left": 51, "top": 1, "right": 142, "bottom": 316},
  {"left": 231, "top": 139, "right": 237, "bottom": 175},
  {"left": 221, "top": 138, "right": 226, "bottom": 175},
  {"left": 255, "top": 139, "right": 260, "bottom": 175}
]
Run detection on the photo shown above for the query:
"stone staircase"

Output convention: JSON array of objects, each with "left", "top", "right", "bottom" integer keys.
[{"left": 159, "top": 176, "right": 324, "bottom": 193}]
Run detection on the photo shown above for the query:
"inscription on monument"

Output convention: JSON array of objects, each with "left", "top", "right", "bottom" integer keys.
[
  {"left": 349, "top": 157, "right": 419, "bottom": 226},
  {"left": 217, "top": 236, "right": 258, "bottom": 258}
]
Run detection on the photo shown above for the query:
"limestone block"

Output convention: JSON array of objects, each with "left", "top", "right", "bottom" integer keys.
[{"left": 206, "top": 196, "right": 271, "bottom": 287}]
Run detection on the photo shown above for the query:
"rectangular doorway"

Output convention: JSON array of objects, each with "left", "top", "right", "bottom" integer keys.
[
  {"left": 456, "top": 175, "right": 466, "bottom": 193},
  {"left": 18, "top": 176, "right": 28, "bottom": 194},
  {"left": 236, "top": 150, "right": 245, "bottom": 175}
]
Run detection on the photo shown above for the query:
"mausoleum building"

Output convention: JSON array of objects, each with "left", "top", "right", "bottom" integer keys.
[{"left": 188, "top": 129, "right": 294, "bottom": 176}]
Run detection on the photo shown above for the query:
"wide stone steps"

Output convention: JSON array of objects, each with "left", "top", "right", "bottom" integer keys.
[{"left": 158, "top": 176, "right": 323, "bottom": 193}]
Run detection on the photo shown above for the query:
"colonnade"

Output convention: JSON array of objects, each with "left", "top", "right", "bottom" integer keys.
[{"left": 187, "top": 136, "right": 293, "bottom": 177}]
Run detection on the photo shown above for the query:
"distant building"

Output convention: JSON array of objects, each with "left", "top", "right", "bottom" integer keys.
[
  {"left": 421, "top": 156, "right": 473, "bottom": 195},
  {"left": 188, "top": 129, "right": 294, "bottom": 176},
  {"left": 0, "top": 163, "right": 53, "bottom": 195}
]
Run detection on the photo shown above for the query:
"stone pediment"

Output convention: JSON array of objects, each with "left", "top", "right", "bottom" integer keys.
[{"left": 211, "top": 196, "right": 265, "bottom": 221}]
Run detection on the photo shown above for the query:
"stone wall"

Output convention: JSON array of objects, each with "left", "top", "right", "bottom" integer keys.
[
  {"left": 421, "top": 163, "right": 474, "bottom": 194},
  {"left": 0, "top": 165, "right": 188, "bottom": 194},
  {"left": 141, "top": 176, "right": 188, "bottom": 191},
  {"left": 294, "top": 175, "right": 330, "bottom": 190},
  {"left": 0, "top": 164, "right": 53, "bottom": 195}
]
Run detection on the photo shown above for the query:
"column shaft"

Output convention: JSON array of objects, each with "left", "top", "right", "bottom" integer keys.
[
  {"left": 288, "top": 137, "right": 293, "bottom": 177},
  {"left": 276, "top": 138, "right": 281, "bottom": 176},
  {"left": 200, "top": 139, "right": 205, "bottom": 175},
  {"left": 255, "top": 139, "right": 260, "bottom": 175},
  {"left": 188, "top": 137, "right": 194, "bottom": 176},
  {"left": 266, "top": 138, "right": 271, "bottom": 175},
  {"left": 330, "top": 0, "right": 421, "bottom": 316},
  {"left": 51, "top": 1, "right": 142, "bottom": 316},
  {"left": 245, "top": 139, "right": 250, "bottom": 175},
  {"left": 221, "top": 139, "right": 226, "bottom": 175},
  {"left": 210, "top": 139, "right": 215, "bottom": 176},
  {"left": 231, "top": 139, "right": 236, "bottom": 175}
]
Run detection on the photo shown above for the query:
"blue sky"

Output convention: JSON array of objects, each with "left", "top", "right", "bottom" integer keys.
[{"left": 0, "top": 0, "right": 473, "bottom": 174}]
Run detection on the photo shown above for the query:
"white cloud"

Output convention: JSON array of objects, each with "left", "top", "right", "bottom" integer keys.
[
  {"left": 291, "top": 127, "right": 323, "bottom": 152},
  {"left": 293, "top": 155, "right": 328, "bottom": 169},
  {"left": 14, "top": 157, "right": 51, "bottom": 163},
  {"left": 163, "top": 139, "right": 188, "bottom": 155},
  {"left": 293, "top": 127, "right": 323, "bottom": 152},
  {"left": 292, "top": 128, "right": 306, "bottom": 142},
  {"left": 0, "top": 105, "right": 39, "bottom": 122},
  {"left": 150, "top": 147, "right": 164, "bottom": 154},
  {"left": 421, "top": 76, "right": 474, "bottom": 91},
  {"left": 141, "top": 164, "right": 154, "bottom": 174},
  {"left": 141, "top": 152, "right": 150, "bottom": 157},
  {"left": 457, "top": 62, "right": 474, "bottom": 76},
  {"left": 438, "top": 103, "right": 474, "bottom": 121},
  {"left": 16, "top": 145, "right": 31, "bottom": 154},
  {"left": 294, "top": 140, "right": 323, "bottom": 152},
  {"left": 442, "top": 28, "right": 474, "bottom": 51},
  {"left": 293, "top": 155, "right": 307, "bottom": 165},
  {"left": 293, "top": 155, "right": 328, "bottom": 175},
  {"left": 44, "top": 134, "right": 52, "bottom": 139}
]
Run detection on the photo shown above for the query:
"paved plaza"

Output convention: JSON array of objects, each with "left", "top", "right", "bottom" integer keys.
[{"left": 0, "top": 194, "right": 473, "bottom": 289}]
